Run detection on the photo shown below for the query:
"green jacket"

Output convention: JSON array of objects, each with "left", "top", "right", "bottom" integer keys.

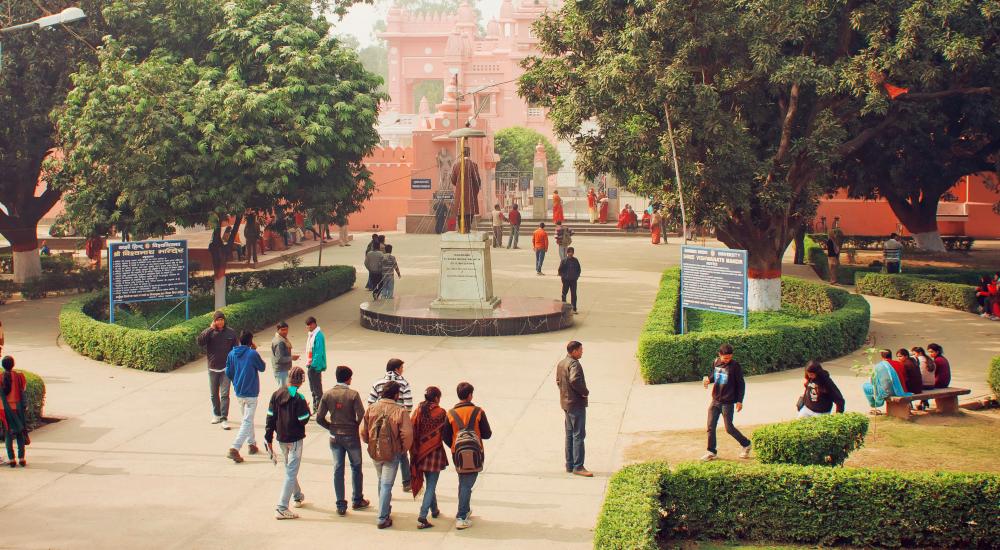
[{"left": 308, "top": 329, "right": 327, "bottom": 372}]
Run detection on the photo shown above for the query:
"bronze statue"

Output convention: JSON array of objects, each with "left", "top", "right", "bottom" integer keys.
[{"left": 449, "top": 147, "right": 481, "bottom": 233}]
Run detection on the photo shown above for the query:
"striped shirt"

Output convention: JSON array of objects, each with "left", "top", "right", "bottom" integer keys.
[{"left": 367, "top": 372, "right": 413, "bottom": 411}]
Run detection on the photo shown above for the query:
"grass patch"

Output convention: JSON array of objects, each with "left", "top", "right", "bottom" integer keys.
[{"left": 684, "top": 307, "right": 811, "bottom": 332}]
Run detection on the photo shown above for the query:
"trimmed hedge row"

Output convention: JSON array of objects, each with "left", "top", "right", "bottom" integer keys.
[
  {"left": 751, "top": 412, "right": 868, "bottom": 466},
  {"left": 638, "top": 270, "right": 870, "bottom": 384},
  {"left": 24, "top": 370, "right": 46, "bottom": 430},
  {"left": 989, "top": 356, "right": 1000, "bottom": 400},
  {"left": 594, "top": 462, "right": 1000, "bottom": 549},
  {"left": 804, "top": 234, "right": 830, "bottom": 281},
  {"left": 838, "top": 265, "right": 983, "bottom": 286},
  {"left": 593, "top": 462, "right": 671, "bottom": 550},
  {"left": 855, "top": 272, "right": 978, "bottom": 312},
  {"left": 659, "top": 462, "right": 1000, "bottom": 548},
  {"left": 60, "top": 266, "right": 355, "bottom": 372}
]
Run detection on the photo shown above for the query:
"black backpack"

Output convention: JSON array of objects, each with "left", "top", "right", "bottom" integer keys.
[{"left": 449, "top": 407, "right": 484, "bottom": 474}]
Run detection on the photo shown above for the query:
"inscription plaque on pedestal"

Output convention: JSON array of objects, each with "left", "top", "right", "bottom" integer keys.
[{"left": 431, "top": 231, "right": 501, "bottom": 310}]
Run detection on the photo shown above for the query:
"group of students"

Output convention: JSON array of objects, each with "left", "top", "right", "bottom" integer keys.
[
  {"left": 363, "top": 234, "right": 402, "bottom": 300},
  {"left": 862, "top": 344, "right": 952, "bottom": 412},
  {"left": 975, "top": 272, "right": 1000, "bottom": 320}
]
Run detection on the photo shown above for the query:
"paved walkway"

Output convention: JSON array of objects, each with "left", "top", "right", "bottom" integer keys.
[{"left": 2, "top": 233, "right": 996, "bottom": 549}]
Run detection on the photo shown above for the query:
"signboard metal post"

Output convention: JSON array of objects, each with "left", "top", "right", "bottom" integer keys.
[
  {"left": 108, "top": 239, "right": 190, "bottom": 325},
  {"left": 679, "top": 245, "right": 748, "bottom": 334}
]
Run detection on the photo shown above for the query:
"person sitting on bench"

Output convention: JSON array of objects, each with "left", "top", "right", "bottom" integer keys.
[{"left": 862, "top": 349, "right": 911, "bottom": 414}]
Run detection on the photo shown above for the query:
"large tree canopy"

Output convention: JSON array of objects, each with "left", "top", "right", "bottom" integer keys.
[
  {"left": 54, "top": 0, "right": 385, "bottom": 305},
  {"left": 494, "top": 126, "right": 563, "bottom": 175},
  {"left": 0, "top": 0, "right": 111, "bottom": 282},
  {"left": 521, "top": 0, "right": 997, "bottom": 310}
]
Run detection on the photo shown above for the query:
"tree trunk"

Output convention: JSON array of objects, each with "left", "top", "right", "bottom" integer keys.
[
  {"left": 747, "top": 252, "right": 783, "bottom": 312},
  {"left": 884, "top": 193, "right": 945, "bottom": 252},
  {"left": 208, "top": 216, "right": 242, "bottom": 309},
  {"left": 2, "top": 221, "right": 43, "bottom": 283},
  {"left": 214, "top": 275, "right": 227, "bottom": 310},
  {"left": 13, "top": 249, "right": 42, "bottom": 283}
]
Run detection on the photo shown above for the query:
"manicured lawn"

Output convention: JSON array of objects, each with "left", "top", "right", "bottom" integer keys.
[
  {"left": 685, "top": 307, "right": 811, "bottom": 332},
  {"left": 625, "top": 409, "right": 1000, "bottom": 474}
]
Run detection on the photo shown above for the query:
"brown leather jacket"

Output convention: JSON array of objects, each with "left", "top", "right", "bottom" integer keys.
[
  {"left": 360, "top": 398, "right": 414, "bottom": 456},
  {"left": 556, "top": 355, "right": 589, "bottom": 410}
]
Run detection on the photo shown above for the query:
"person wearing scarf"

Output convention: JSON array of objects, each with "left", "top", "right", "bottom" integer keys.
[
  {"left": 2, "top": 356, "right": 29, "bottom": 467},
  {"left": 862, "top": 350, "right": 911, "bottom": 413},
  {"left": 409, "top": 386, "right": 448, "bottom": 529}
]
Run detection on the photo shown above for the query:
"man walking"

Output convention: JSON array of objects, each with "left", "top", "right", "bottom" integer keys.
[
  {"left": 883, "top": 233, "right": 902, "bottom": 273},
  {"left": 265, "top": 366, "right": 311, "bottom": 519},
  {"left": 364, "top": 240, "right": 384, "bottom": 291},
  {"left": 506, "top": 203, "right": 522, "bottom": 249},
  {"left": 225, "top": 330, "right": 266, "bottom": 463},
  {"left": 197, "top": 311, "right": 238, "bottom": 429},
  {"left": 557, "top": 247, "right": 581, "bottom": 313},
  {"left": 244, "top": 213, "right": 260, "bottom": 265},
  {"left": 490, "top": 204, "right": 505, "bottom": 248},
  {"left": 556, "top": 341, "right": 591, "bottom": 476},
  {"left": 361, "top": 381, "right": 413, "bottom": 529},
  {"left": 271, "top": 321, "right": 299, "bottom": 388},
  {"left": 533, "top": 222, "right": 549, "bottom": 275},
  {"left": 443, "top": 382, "right": 492, "bottom": 530},
  {"left": 555, "top": 221, "right": 573, "bottom": 261},
  {"left": 367, "top": 358, "right": 414, "bottom": 491},
  {"left": 305, "top": 317, "right": 327, "bottom": 411},
  {"left": 316, "top": 366, "right": 370, "bottom": 516},
  {"left": 701, "top": 344, "right": 752, "bottom": 461}
]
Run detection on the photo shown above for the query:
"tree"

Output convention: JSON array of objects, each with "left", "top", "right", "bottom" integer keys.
[
  {"left": 0, "top": 0, "right": 111, "bottom": 282},
  {"left": 55, "top": 0, "right": 385, "bottom": 308},
  {"left": 494, "top": 127, "right": 562, "bottom": 175},
  {"left": 521, "top": 0, "right": 997, "bottom": 310}
]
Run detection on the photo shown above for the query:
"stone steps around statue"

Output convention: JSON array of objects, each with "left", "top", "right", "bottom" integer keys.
[{"left": 474, "top": 220, "right": 670, "bottom": 237}]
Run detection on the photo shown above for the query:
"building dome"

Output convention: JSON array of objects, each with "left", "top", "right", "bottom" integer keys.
[
  {"left": 458, "top": 1, "right": 476, "bottom": 24},
  {"left": 486, "top": 18, "right": 500, "bottom": 38},
  {"left": 500, "top": 0, "right": 514, "bottom": 19}
]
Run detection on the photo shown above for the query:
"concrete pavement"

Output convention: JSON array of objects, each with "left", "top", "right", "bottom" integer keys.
[{"left": 2, "top": 232, "right": 996, "bottom": 549}]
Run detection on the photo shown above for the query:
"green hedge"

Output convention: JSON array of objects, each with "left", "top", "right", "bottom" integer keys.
[
  {"left": 659, "top": 462, "right": 1000, "bottom": 548},
  {"left": 593, "top": 462, "right": 671, "bottom": 550},
  {"left": 855, "top": 272, "right": 978, "bottom": 312},
  {"left": 23, "top": 370, "right": 45, "bottom": 430},
  {"left": 804, "top": 234, "right": 830, "bottom": 281},
  {"left": 751, "top": 412, "right": 868, "bottom": 466},
  {"left": 988, "top": 356, "right": 1000, "bottom": 400},
  {"left": 838, "top": 265, "right": 984, "bottom": 286},
  {"left": 60, "top": 266, "right": 355, "bottom": 372},
  {"left": 638, "top": 270, "right": 870, "bottom": 384}
]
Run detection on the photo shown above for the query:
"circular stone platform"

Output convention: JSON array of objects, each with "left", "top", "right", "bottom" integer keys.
[{"left": 360, "top": 295, "right": 573, "bottom": 336}]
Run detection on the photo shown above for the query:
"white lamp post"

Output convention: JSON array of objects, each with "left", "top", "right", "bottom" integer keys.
[{"left": 1, "top": 7, "right": 87, "bottom": 71}]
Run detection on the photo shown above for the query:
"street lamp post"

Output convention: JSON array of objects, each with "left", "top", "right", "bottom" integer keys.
[{"left": 1, "top": 7, "right": 87, "bottom": 71}]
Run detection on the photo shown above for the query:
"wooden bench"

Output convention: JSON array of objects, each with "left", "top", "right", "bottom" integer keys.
[{"left": 886, "top": 387, "right": 971, "bottom": 419}]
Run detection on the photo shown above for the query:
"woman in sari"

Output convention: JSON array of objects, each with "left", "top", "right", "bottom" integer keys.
[
  {"left": 409, "top": 386, "right": 448, "bottom": 528},
  {"left": 650, "top": 210, "right": 663, "bottom": 244},
  {"left": 598, "top": 192, "right": 609, "bottom": 223},
  {"left": 862, "top": 350, "right": 911, "bottom": 414},
  {"left": 2, "top": 356, "right": 28, "bottom": 467},
  {"left": 552, "top": 190, "right": 565, "bottom": 224}
]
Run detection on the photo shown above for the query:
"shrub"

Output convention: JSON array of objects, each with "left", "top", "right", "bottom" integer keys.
[
  {"left": 751, "top": 413, "right": 868, "bottom": 466},
  {"left": 60, "top": 266, "right": 355, "bottom": 372},
  {"left": 839, "top": 265, "right": 984, "bottom": 286},
  {"left": 989, "top": 356, "right": 1000, "bottom": 400},
  {"left": 855, "top": 272, "right": 978, "bottom": 312},
  {"left": 638, "top": 270, "right": 870, "bottom": 384},
  {"left": 660, "top": 462, "right": 1000, "bottom": 548},
  {"left": 804, "top": 234, "right": 829, "bottom": 281},
  {"left": 593, "top": 461, "right": 671, "bottom": 550},
  {"left": 22, "top": 370, "right": 46, "bottom": 430}
]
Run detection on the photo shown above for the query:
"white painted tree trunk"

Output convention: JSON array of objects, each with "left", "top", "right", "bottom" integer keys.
[
  {"left": 747, "top": 277, "right": 781, "bottom": 312},
  {"left": 13, "top": 249, "right": 42, "bottom": 284},
  {"left": 912, "top": 230, "right": 946, "bottom": 252},
  {"left": 214, "top": 275, "right": 226, "bottom": 310}
]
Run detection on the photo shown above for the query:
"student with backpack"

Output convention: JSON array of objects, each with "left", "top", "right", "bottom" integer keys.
[
  {"left": 360, "top": 381, "right": 413, "bottom": 529},
  {"left": 442, "top": 382, "right": 492, "bottom": 530},
  {"left": 264, "top": 367, "right": 312, "bottom": 519}
]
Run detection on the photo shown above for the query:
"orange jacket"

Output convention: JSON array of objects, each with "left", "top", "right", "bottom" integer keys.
[{"left": 532, "top": 228, "right": 549, "bottom": 251}]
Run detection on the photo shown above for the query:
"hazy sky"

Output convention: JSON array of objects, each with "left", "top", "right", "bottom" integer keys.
[{"left": 329, "top": 1, "right": 504, "bottom": 47}]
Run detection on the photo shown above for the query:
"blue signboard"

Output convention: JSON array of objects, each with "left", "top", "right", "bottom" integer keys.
[
  {"left": 109, "top": 239, "right": 190, "bottom": 324},
  {"left": 608, "top": 187, "right": 619, "bottom": 200},
  {"left": 533, "top": 186, "right": 545, "bottom": 198},
  {"left": 680, "top": 245, "right": 748, "bottom": 332},
  {"left": 411, "top": 178, "right": 432, "bottom": 190}
]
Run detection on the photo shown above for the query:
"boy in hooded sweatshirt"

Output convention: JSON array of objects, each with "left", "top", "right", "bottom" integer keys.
[
  {"left": 266, "top": 367, "right": 312, "bottom": 519},
  {"left": 225, "top": 330, "right": 266, "bottom": 463}
]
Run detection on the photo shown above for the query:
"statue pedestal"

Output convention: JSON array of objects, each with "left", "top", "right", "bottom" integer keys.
[{"left": 430, "top": 231, "right": 501, "bottom": 311}]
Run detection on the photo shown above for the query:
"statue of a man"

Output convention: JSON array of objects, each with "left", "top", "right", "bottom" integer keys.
[
  {"left": 436, "top": 148, "right": 454, "bottom": 190},
  {"left": 449, "top": 147, "right": 481, "bottom": 233}
]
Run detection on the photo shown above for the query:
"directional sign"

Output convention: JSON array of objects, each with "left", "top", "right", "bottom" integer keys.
[{"left": 411, "top": 178, "right": 432, "bottom": 190}]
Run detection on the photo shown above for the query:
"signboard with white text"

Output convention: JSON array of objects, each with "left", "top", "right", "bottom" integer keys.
[{"left": 680, "top": 245, "right": 748, "bottom": 332}]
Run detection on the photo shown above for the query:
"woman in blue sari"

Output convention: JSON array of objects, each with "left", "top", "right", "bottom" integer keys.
[{"left": 863, "top": 349, "right": 912, "bottom": 413}]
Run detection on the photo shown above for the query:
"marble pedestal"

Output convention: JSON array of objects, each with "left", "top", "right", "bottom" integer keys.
[{"left": 430, "top": 231, "right": 501, "bottom": 311}]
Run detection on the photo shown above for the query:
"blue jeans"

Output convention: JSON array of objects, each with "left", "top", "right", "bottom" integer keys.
[
  {"left": 330, "top": 434, "right": 364, "bottom": 510},
  {"left": 399, "top": 452, "right": 411, "bottom": 485},
  {"left": 231, "top": 397, "right": 257, "bottom": 450},
  {"left": 457, "top": 472, "right": 478, "bottom": 520},
  {"left": 381, "top": 275, "right": 395, "bottom": 299},
  {"left": 374, "top": 457, "right": 400, "bottom": 522},
  {"left": 277, "top": 440, "right": 304, "bottom": 511},
  {"left": 274, "top": 369, "right": 288, "bottom": 388},
  {"left": 558, "top": 245, "right": 568, "bottom": 261},
  {"left": 564, "top": 407, "right": 586, "bottom": 471},
  {"left": 535, "top": 249, "right": 546, "bottom": 273},
  {"left": 419, "top": 470, "right": 440, "bottom": 520},
  {"left": 507, "top": 225, "right": 520, "bottom": 248}
]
